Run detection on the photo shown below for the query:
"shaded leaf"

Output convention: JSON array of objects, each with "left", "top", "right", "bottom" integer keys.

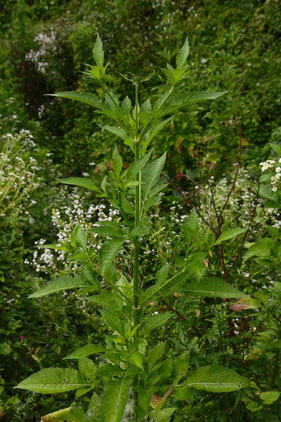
[
  {"left": 100, "top": 309, "right": 124, "bottom": 336},
  {"left": 142, "top": 153, "right": 166, "bottom": 201},
  {"left": 63, "top": 344, "right": 104, "bottom": 360},
  {"left": 143, "top": 313, "right": 171, "bottom": 333},
  {"left": 185, "top": 365, "right": 248, "bottom": 392},
  {"left": 113, "top": 145, "right": 123, "bottom": 178},
  {"left": 184, "top": 278, "right": 248, "bottom": 298},
  {"left": 99, "top": 239, "right": 124, "bottom": 276}
]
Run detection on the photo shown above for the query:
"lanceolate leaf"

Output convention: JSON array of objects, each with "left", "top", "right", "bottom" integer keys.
[
  {"left": 143, "top": 116, "right": 174, "bottom": 147},
  {"left": 41, "top": 406, "right": 86, "bottom": 421},
  {"left": 93, "top": 34, "right": 104, "bottom": 67},
  {"left": 63, "top": 344, "right": 105, "bottom": 360},
  {"left": 58, "top": 177, "right": 99, "bottom": 192},
  {"left": 99, "top": 239, "right": 124, "bottom": 276},
  {"left": 92, "top": 221, "right": 123, "bottom": 239},
  {"left": 156, "top": 91, "right": 228, "bottom": 117},
  {"left": 125, "top": 150, "right": 152, "bottom": 181},
  {"left": 142, "top": 153, "right": 166, "bottom": 201},
  {"left": 103, "top": 125, "right": 131, "bottom": 146},
  {"left": 71, "top": 224, "right": 87, "bottom": 250},
  {"left": 184, "top": 278, "right": 248, "bottom": 299},
  {"left": 29, "top": 275, "right": 89, "bottom": 298},
  {"left": 172, "top": 91, "right": 228, "bottom": 106},
  {"left": 16, "top": 368, "right": 89, "bottom": 394},
  {"left": 185, "top": 365, "right": 248, "bottom": 393},
  {"left": 176, "top": 37, "right": 190, "bottom": 69},
  {"left": 102, "top": 376, "right": 131, "bottom": 422},
  {"left": 48, "top": 91, "right": 102, "bottom": 109},
  {"left": 143, "top": 312, "right": 172, "bottom": 333},
  {"left": 100, "top": 309, "right": 124, "bottom": 336},
  {"left": 214, "top": 227, "right": 247, "bottom": 245},
  {"left": 113, "top": 145, "right": 123, "bottom": 178}
]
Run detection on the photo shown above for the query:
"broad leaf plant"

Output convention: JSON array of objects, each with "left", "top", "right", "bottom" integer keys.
[{"left": 17, "top": 36, "right": 251, "bottom": 421}]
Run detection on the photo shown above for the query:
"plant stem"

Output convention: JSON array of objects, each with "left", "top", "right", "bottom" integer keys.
[
  {"left": 133, "top": 83, "right": 141, "bottom": 417},
  {"left": 133, "top": 83, "right": 140, "bottom": 328}
]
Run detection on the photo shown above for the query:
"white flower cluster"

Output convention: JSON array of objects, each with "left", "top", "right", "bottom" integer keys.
[
  {"left": 195, "top": 168, "right": 281, "bottom": 234},
  {"left": 0, "top": 130, "right": 41, "bottom": 217},
  {"left": 260, "top": 159, "right": 276, "bottom": 172},
  {"left": 30, "top": 186, "right": 121, "bottom": 274},
  {"left": 260, "top": 158, "right": 281, "bottom": 191},
  {"left": 25, "top": 30, "right": 56, "bottom": 74}
]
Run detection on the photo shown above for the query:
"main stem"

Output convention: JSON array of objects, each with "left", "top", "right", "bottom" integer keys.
[
  {"left": 133, "top": 83, "right": 140, "bottom": 328},
  {"left": 133, "top": 83, "right": 140, "bottom": 417}
]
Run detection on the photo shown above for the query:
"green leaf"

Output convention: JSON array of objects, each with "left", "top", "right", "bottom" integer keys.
[
  {"left": 121, "top": 96, "right": 132, "bottom": 114},
  {"left": 92, "top": 221, "right": 123, "bottom": 239},
  {"left": 269, "top": 143, "right": 281, "bottom": 155},
  {"left": 100, "top": 309, "right": 124, "bottom": 336},
  {"left": 87, "top": 392, "right": 102, "bottom": 420},
  {"left": 48, "top": 91, "right": 102, "bottom": 109},
  {"left": 87, "top": 293, "right": 118, "bottom": 307},
  {"left": 158, "top": 91, "right": 228, "bottom": 116},
  {"left": 102, "top": 376, "right": 131, "bottom": 422},
  {"left": 156, "top": 265, "right": 170, "bottom": 286},
  {"left": 71, "top": 224, "right": 87, "bottom": 250},
  {"left": 148, "top": 342, "right": 166, "bottom": 371},
  {"left": 260, "top": 391, "right": 280, "bottom": 405},
  {"left": 99, "top": 239, "right": 124, "bottom": 277},
  {"left": 143, "top": 312, "right": 172, "bottom": 334},
  {"left": 173, "top": 90, "right": 228, "bottom": 105},
  {"left": 113, "top": 145, "right": 123, "bottom": 178},
  {"left": 58, "top": 177, "right": 99, "bottom": 192},
  {"left": 29, "top": 275, "right": 89, "bottom": 298},
  {"left": 150, "top": 407, "right": 176, "bottom": 421},
  {"left": 185, "top": 365, "right": 248, "bottom": 392},
  {"left": 143, "top": 117, "right": 174, "bottom": 148},
  {"left": 41, "top": 406, "right": 86, "bottom": 421},
  {"left": 63, "top": 344, "right": 104, "bottom": 360},
  {"left": 259, "top": 183, "right": 276, "bottom": 201},
  {"left": 93, "top": 34, "right": 104, "bottom": 67},
  {"left": 184, "top": 278, "right": 248, "bottom": 298},
  {"left": 125, "top": 150, "right": 152, "bottom": 181},
  {"left": 174, "top": 351, "right": 190, "bottom": 383},
  {"left": 214, "top": 227, "right": 247, "bottom": 245},
  {"left": 16, "top": 368, "right": 89, "bottom": 394},
  {"left": 244, "top": 238, "right": 275, "bottom": 261},
  {"left": 78, "top": 358, "right": 97, "bottom": 380},
  {"left": 130, "top": 351, "right": 144, "bottom": 370},
  {"left": 176, "top": 37, "right": 189, "bottom": 69},
  {"left": 130, "top": 219, "right": 150, "bottom": 238},
  {"left": 103, "top": 126, "right": 131, "bottom": 146},
  {"left": 142, "top": 153, "right": 166, "bottom": 201},
  {"left": 0, "top": 343, "right": 11, "bottom": 356}
]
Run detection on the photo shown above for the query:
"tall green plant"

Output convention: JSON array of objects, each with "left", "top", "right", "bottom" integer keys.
[{"left": 16, "top": 36, "right": 250, "bottom": 421}]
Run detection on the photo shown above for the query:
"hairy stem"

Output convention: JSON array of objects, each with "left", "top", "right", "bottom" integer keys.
[{"left": 133, "top": 83, "right": 141, "bottom": 417}]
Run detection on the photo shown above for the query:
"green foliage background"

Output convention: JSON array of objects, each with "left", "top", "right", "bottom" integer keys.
[{"left": 0, "top": 0, "right": 281, "bottom": 420}]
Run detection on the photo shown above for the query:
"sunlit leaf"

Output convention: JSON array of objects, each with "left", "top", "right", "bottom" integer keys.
[{"left": 16, "top": 368, "right": 89, "bottom": 394}]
